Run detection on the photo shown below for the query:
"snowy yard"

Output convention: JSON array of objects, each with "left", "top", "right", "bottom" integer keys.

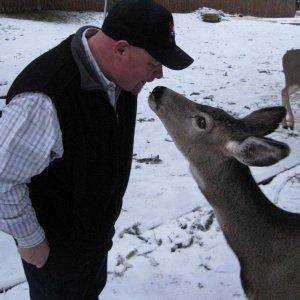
[{"left": 0, "top": 9, "right": 299, "bottom": 300}]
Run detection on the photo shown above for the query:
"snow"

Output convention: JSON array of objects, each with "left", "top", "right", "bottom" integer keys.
[{"left": 0, "top": 9, "right": 299, "bottom": 300}]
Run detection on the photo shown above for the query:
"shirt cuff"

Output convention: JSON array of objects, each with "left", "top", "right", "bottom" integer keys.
[{"left": 16, "top": 225, "right": 45, "bottom": 248}]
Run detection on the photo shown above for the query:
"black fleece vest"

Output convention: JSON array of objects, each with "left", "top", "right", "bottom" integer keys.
[{"left": 7, "top": 35, "right": 137, "bottom": 257}]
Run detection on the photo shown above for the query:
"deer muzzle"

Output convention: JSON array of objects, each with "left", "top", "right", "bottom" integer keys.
[{"left": 148, "top": 86, "right": 167, "bottom": 111}]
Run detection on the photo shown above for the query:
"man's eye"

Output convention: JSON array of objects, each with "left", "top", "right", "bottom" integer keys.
[
  {"left": 149, "top": 63, "right": 159, "bottom": 70},
  {"left": 149, "top": 64, "right": 156, "bottom": 70}
]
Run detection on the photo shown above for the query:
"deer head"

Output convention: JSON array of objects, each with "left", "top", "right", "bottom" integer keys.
[{"left": 149, "top": 87, "right": 290, "bottom": 177}]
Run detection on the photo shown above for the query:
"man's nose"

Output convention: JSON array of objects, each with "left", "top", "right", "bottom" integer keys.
[{"left": 155, "top": 65, "right": 163, "bottom": 79}]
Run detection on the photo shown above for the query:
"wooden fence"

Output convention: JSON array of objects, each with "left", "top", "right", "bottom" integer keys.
[
  {"left": 0, "top": 0, "right": 296, "bottom": 17},
  {"left": 0, "top": 1, "right": 103, "bottom": 12}
]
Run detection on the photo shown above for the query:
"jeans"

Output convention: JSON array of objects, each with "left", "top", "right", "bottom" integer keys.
[{"left": 22, "top": 244, "right": 107, "bottom": 300}]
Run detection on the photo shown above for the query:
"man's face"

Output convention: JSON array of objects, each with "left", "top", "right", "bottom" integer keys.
[{"left": 115, "top": 45, "right": 163, "bottom": 95}]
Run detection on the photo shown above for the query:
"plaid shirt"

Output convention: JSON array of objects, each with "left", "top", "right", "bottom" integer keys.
[
  {"left": 0, "top": 28, "right": 119, "bottom": 247},
  {"left": 0, "top": 92, "right": 63, "bottom": 247}
]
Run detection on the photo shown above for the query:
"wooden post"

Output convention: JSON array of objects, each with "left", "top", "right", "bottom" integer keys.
[
  {"left": 104, "top": 0, "right": 108, "bottom": 17},
  {"left": 37, "top": 0, "right": 42, "bottom": 11}
]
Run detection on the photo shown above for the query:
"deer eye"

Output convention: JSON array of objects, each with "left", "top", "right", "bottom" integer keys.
[{"left": 196, "top": 116, "right": 207, "bottom": 129}]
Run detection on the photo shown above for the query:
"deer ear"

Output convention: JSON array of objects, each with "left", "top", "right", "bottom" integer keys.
[
  {"left": 226, "top": 136, "right": 290, "bottom": 166},
  {"left": 242, "top": 106, "right": 286, "bottom": 136}
]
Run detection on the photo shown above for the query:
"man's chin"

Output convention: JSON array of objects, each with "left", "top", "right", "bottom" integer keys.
[{"left": 130, "top": 82, "right": 145, "bottom": 95}]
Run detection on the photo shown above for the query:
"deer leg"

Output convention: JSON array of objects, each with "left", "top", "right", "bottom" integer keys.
[{"left": 281, "top": 87, "right": 294, "bottom": 130}]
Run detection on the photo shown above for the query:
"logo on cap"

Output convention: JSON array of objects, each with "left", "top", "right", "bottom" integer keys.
[{"left": 168, "top": 21, "right": 175, "bottom": 43}]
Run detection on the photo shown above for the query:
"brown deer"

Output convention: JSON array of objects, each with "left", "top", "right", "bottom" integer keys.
[
  {"left": 281, "top": 49, "right": 300, "bottom": 129},
  {"left": 0, "top": 95, "right": 6, "bottom": 117},
  {"left": 149, "top": 86, "right": 300, "bottom": 299}
]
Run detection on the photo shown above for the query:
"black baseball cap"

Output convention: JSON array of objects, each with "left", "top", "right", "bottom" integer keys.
[{"left": 102, "top": 0, "right": 194, "bottom": 70}]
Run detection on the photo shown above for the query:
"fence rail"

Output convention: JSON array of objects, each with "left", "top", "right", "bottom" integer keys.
[
  {"left": 0, "top": 0, "right": 103, "bottom": 12},
  {"left": 0, "top": 0, "right": 296, "bottom": 17}
]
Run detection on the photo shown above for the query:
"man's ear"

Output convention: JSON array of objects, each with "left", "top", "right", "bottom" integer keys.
[
  {"left": 242, "top": 106, "right": 286, "bottom": 137},
  {"left": 226, "top": 136, "right": 290, "bottom": 166},
  {"left": 113, "top": 40, "right": 129, "bottom": 58}
]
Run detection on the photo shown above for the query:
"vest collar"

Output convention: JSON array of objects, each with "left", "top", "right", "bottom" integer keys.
[{"left": 71, "top": 26, "right": 106, "bottom": 92}]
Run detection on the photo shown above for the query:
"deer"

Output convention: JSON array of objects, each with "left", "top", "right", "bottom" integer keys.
[
  {"left": 149, "top": 86, "right": 300, "bottom": 299},
  {"left": 0, "top": 95, "right": 6, "bottom": 117},
  {"left": 281, "top": 49, "right": 300, "bottom": 130}
]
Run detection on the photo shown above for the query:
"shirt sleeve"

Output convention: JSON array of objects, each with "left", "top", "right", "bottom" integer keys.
[{"left": 0, "top": 92, "right": 63, "bottom": 247}]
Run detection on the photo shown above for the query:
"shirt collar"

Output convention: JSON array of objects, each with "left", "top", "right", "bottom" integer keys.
[{"left": 81, "top": 27, "right": 118, "bottom": 93}]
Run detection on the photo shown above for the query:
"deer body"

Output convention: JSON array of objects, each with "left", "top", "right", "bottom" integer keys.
[
  {"left": 282, "top": 49, "right": 300, "bottom": 129},
  {"left": 191, "top": 161, "right": 299, "bottom": 299},
  {"left": 149, "top": 86, "right": 300, "bottom": 299}
]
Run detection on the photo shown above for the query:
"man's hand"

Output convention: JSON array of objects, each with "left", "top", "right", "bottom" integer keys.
[{"left": 18, "top": 239, "right": 50, "bottom": 268}]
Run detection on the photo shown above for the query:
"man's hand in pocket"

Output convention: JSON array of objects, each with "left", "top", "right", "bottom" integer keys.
[{"left": 18, "top": 239, "right": 50, "bottom": 268}]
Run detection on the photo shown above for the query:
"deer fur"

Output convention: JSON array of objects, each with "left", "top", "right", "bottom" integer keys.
[
  {"left": 281, "top": 49, "right": 300, "bottom": 129},
  {"left": 149, "top": 86, "right": 300, "bottom": 299}
]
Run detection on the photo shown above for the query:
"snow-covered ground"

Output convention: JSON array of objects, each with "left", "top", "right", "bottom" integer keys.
[{"left": 0, "top": 9, "right": 299, "bottom": 300}]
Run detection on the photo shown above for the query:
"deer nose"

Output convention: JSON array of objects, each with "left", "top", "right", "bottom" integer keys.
[{"left": 152, "top": 86, "right": 166, "bottom": 100}]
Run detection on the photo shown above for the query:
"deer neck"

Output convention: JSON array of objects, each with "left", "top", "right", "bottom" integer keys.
[{"left": 189, "top": 160, "right": 277, "bottom": 258}]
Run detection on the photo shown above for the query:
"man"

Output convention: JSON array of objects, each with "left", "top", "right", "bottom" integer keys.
[{"left": 0, "top": 0, "right": 193, "bottom": 299}]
